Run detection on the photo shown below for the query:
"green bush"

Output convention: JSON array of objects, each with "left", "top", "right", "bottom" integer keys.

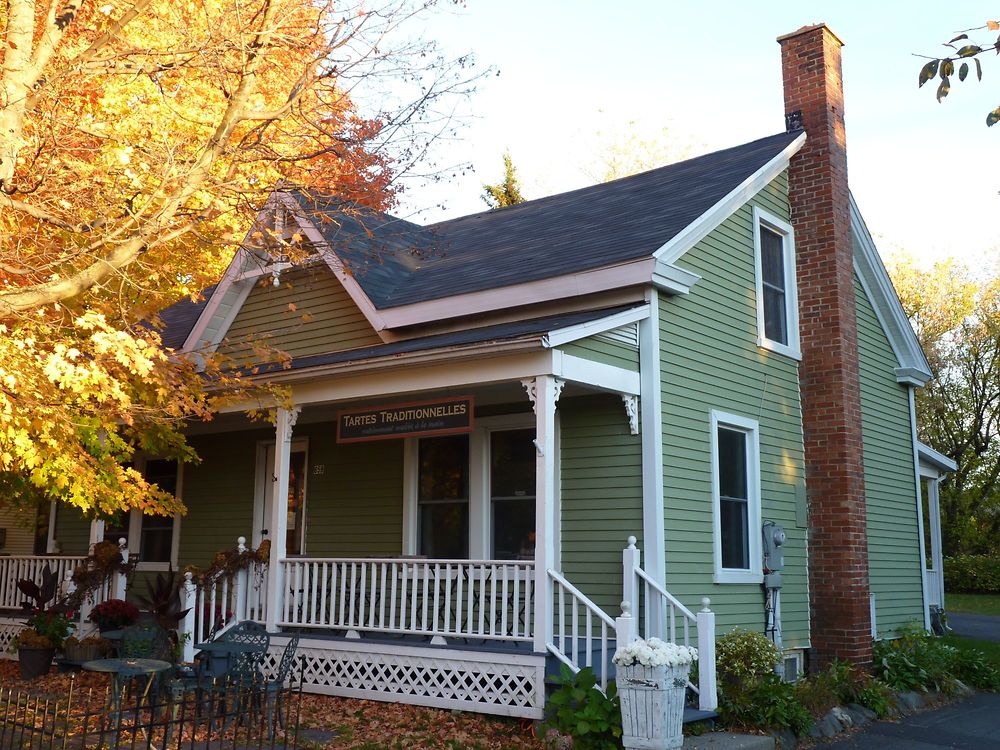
[
  {"left": 545, "top": 666, "right": 622, "bottom": 750},
  {"left": 795, "top": 660, "right": 894, "bottom": 719},
  {"left": 721, "top": 674, "right": 813, "bottom": 736},
  {"left": 943, "top": 555, "right": 1000, "bottom": 593},
  {"left": 716, "top": 628, "right": 781, "bottom": 690},
  {"left": 873, "top": 624, "right": 1000, "bottom": 693}
]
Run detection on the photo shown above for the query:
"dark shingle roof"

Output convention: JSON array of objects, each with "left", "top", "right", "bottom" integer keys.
[
  {"left": 251, "top": 305, "right": 639, "bottom": 376},
  {"left": 292, "top": 131, "right": 799, "bottom": 308},
  {"left": 157, "top": 130, "right": 797, "bottom": 348},
  {"left": 157, "top": 285, "right": 216, "bottom": 350}
]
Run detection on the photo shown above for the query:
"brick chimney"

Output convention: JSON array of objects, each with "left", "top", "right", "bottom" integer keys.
[{"left": 777, "top": 24, "right": 872, "bottom": 667}]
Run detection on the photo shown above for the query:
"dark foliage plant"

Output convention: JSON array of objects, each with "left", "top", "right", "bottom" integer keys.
[
  {"left": 545, "top": 666, "right": 622, "bottom": 750},
  {"left": 135, "top": 570, "right": 191, "bottom": 631}
]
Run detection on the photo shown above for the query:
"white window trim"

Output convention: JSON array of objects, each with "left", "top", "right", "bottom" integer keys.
[
  {"left": 403, "top": 413, "right": 536, "bottom": 559},
  {"left": 752, "top": 206, "right": 801, "bottom": 361},
  {"left": 103, "top": 457, "right": 182, "bottom": 572},
  {"left": 710, "top": 410, "right": 763, "bottom": 584}
]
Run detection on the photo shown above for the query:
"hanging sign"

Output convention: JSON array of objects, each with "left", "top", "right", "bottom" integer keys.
[{"left": 336, "top": 396, "right": 474, "bottom": 443}]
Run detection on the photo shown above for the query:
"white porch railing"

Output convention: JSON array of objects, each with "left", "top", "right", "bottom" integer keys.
[
  {"left": 0, "top": 556, "right": 88, "bottom": 610},
  {"left": 278, "top": 558, "right": 535, "bottom": 642},
  {"left": 178, "top": 537, "right": 266, "bottom": 659},
  {"left": 621, "top": 536, "right": 717, "bottom": 712},
  {"left": 547, "top": 569, "right": 617, "bottom": 690}
]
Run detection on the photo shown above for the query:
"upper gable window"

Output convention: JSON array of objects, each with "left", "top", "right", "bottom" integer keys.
[{"left": 753, "top": 207, "right": 800, "bottom": 360}]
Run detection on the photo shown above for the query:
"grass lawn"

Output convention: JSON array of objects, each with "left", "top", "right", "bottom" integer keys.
[{"left": 945, "top": 592, "right": 1000, "bottom": 616}]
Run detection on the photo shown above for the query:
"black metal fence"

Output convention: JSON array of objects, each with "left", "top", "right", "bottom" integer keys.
[{"left": 0, "top": 674, "right": 301, "bottom": 750}]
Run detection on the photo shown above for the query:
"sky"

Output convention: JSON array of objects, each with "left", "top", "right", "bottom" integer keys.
[{"left": 384, "top": 1, "right": 1000, "bottom": 267}]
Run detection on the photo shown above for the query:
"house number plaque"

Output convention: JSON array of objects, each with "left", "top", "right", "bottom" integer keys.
[{"left": 336, "top": 396, "right": 474, "bottom": 443}]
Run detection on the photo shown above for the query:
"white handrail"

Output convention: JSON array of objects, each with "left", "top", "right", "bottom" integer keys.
[
  {"left": 0, "top": 556, "right": 88, "bottom": 610},
  {"left": 546, "top": 568, "right": 616, "bottom": 691}
]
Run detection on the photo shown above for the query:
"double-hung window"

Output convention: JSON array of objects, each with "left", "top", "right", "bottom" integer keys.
[
  {"left": 417, "top": 435, "right": 470, "bottom": 559},
  {"left": 711, "top": 411, "right": 762, "bottom": 584},
  {"left": 101, "top": 458, "right": 179, "bottom": 570},
  {"left": 753, "top": 206, "right": 800, "bottom": 359}
]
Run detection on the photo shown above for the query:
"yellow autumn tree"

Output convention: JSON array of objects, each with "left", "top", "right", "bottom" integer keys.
[{"left": 1, "top": 0, "right": 473, "bottom": 517}]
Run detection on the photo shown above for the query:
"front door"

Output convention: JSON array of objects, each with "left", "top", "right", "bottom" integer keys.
[
  {"left": 921, "top": 476, "right": 945, "bottom": 609},
  {"left": 255, "top": 442, "right": 308, "bottom": 556}
]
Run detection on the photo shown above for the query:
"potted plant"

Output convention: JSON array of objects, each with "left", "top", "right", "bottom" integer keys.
[
  {"left": 63, "top": 635, "right": 113, "bottom": 663},
  {"left": 88, "top": 598, "right": 140, "bottom": 633},
  {"left": 12, "top": 610, "right": 74, "bottom": 679},
  {"left": 613, "top": 637, "right": 698, "bottom": 750},
  {"left": 14, "top": 565, "right": 74, "bottom": 679}
]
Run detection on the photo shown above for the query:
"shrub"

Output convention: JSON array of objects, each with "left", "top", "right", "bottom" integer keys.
[
  {"left": 545, "top": 666, "right": 622, "bottom": 750},
  {"left": 873, "top": 624, "right": 1000, "bottom": 693},
  {"left": 716, "top": 628, "right": 781, "bottom": 691},
  {"left": 721, "top": 674, "right": 812, "bottom": 736},
  {"left": 943, "top": 555, "right": 1000, "bottom": 593},
  {"left": 795, "top": 660, "right": 894, "bottom": 719}
]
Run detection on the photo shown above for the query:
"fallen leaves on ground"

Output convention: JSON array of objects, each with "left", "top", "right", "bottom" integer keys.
[{"left": 0, "top": 662, "right": 547, "bottom": 749}]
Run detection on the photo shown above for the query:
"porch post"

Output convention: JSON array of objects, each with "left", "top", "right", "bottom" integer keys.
[
  {"left": 528, "top": 376, "right": 562, "bottom": 655},
  {"left": 265, "top": 406, "right": 300, "bottom": 631}
]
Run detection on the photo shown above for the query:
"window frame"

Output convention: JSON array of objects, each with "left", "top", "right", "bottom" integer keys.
[
  {"left": 710, "top": 410, "right": 763, "bottom": 585},
  {"left": 402, "top": 413, "right": 537, "bottom": 559},
  {"left": 101, "top": 458, "right": 181, "bottom": 572},
  {"left": 752, "top": 206, "right": 801, "bottom": 360}
]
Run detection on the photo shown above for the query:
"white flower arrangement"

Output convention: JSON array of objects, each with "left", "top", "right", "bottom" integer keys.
[{"left": 612, "top": 637, "right": 698, "bottom": 668}]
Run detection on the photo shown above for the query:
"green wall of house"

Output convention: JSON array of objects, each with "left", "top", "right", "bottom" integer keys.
[
  {"left": 660, "top": 171, "right": 811, "bottom": 648},
  {"left": 560, "top": 335, "right": 640, "bottom": 371},
  {"left": 179, "top": 430, "right": 266, "bottom": 567},
  {"left": 218, "top": 265, "right": 382, "bottom": 364},
  {"left": 559, "top": 393, "right": 643, "bottom": 616},
  {"left": 855, "top": 277, "right": 924, "bottom": 637},
  {"left": 297, "top": 424, "right": 404, "bottom": 557},
  {"left": 55, "top": 505, "right": 90, "bottom": 556}
]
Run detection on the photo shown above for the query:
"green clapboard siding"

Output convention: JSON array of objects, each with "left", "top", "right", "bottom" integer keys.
[
  {"left": 856, "top": 277, "right": 924, "bottom": 637},
  {"left": 55, "top": 505, "right": 91, "bottom": 555},
  {"left": 560, "top": 393, "right": 643, "bottom": 615},
  {"left": 298, "top": 424, "right": 404, "bottom": 557},
  {"left": 560, "top": 336, "right": 639, "bottom": 371},
  {"left": 178, "top": 430, "right": 266, "bottom": 567},
  {"left": 218, "top": 265, "right": 381, "bottom": 363},
  {"left": 660, "top": 171, "right": 810, "bottom": 648}
]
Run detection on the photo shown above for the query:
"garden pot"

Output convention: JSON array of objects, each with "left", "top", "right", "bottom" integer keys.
[
  {"left": 64, "top": 642, "right": 103, "bottom": 662},
  {"left": 618, "top": 663, "right": 690, "bottom": 750},
  {"left": 18, "top": 647, "right": 56, "bottom": 680}
]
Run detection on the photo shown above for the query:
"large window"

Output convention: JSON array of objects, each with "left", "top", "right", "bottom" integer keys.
[
  {"left": 102, "top": 458, "right": 179, "bottom": 569},
  {"left": 711, "top": 411, "right": 762, "bottom": 584},
  {"left": 417, "top": 435, "right": 469, "bottom": 558},
  {"left": 753, "top": 206, "right": 799, "bottom": 359},
  {"left": 490, "top": 429, "right": 536, "bottom": 559}
]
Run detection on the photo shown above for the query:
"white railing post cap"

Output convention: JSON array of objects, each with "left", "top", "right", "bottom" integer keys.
[
  {"left": 620, "top": 600, "right": 632, "bottom": 617},
  {"left": 626, "top": 536, "right": 637, "bottom": 549},
  {"left": 237, "top": 536, "right": 247, "bottom": 551},
  {"left": 118, "top": 538, "right": 127, "bottom": 547},
  {"left": 701, "top": 597, "right": 712, "bottom": 612}
]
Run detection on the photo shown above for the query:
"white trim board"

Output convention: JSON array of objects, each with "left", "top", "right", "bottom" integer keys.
[
  {"left": 655, "top": 132, "right": 807, "bottom": 264},
  {"left": 850, "top": 193, "right": 932, "bottom": 386},
  {"left": 542, "top": 305, "right": 649, "bottom": 348}
]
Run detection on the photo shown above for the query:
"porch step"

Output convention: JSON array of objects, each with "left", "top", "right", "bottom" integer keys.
[{"left": 683, "top": 706, "right": 718, "bottom": 726}]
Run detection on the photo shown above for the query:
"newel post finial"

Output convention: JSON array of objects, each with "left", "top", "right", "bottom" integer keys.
[
  {"left": 701, "top": 597, "right": 712, "bottom": 613},
  {"left": 626, "top": 535, "right": 637, "bottom": 550},
  {"left": 620, "top": 600, "right": 632, "bottom": 618}
]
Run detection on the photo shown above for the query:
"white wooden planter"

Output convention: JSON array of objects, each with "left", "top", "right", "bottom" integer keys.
[{"left": 618, "top": 663, "right": 689, "bottom": 750}]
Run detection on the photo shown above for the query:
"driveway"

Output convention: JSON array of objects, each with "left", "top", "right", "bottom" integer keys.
[
  {"left": 821, "top": 693, "right": 1000, "bottom": 749},
  {"left": 948, "top": 612, "right": 1000, "bottom": 643}
]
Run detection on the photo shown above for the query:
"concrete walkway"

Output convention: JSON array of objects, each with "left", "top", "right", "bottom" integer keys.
[
  {"left": 820, "top": 692, "right": 1000, "bottom": 749},
  {"left": 948, "top": 612, "right": 1000, "bottom": 643}
]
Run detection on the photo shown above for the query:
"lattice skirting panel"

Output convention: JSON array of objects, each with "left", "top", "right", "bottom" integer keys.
[
  {"left": 268, "top": 636, "right": 546, "bottom": 719},
  {"left": 0, "top": 618, "right": 26, "bottom": 660}
]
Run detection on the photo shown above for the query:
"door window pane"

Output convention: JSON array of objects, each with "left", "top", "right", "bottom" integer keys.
[
  {"left": 286, "top": 451, "right": 307, "bottom": 556},
  {"left": 418, "top": 436, "right": 469, "bottom": 558},
  {"left": 718, "top": 427, "right": 750, "bottom": 570},
  {"left": 490, "top": 429, "right": 536, "bottom": 560}
]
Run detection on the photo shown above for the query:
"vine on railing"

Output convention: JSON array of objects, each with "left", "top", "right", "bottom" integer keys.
[
  {"left": 66, "top": 541, "right": 135, "bottom": 610},
  {"left": 184, "top": 538, "right": 269, "bottom": 586}
]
